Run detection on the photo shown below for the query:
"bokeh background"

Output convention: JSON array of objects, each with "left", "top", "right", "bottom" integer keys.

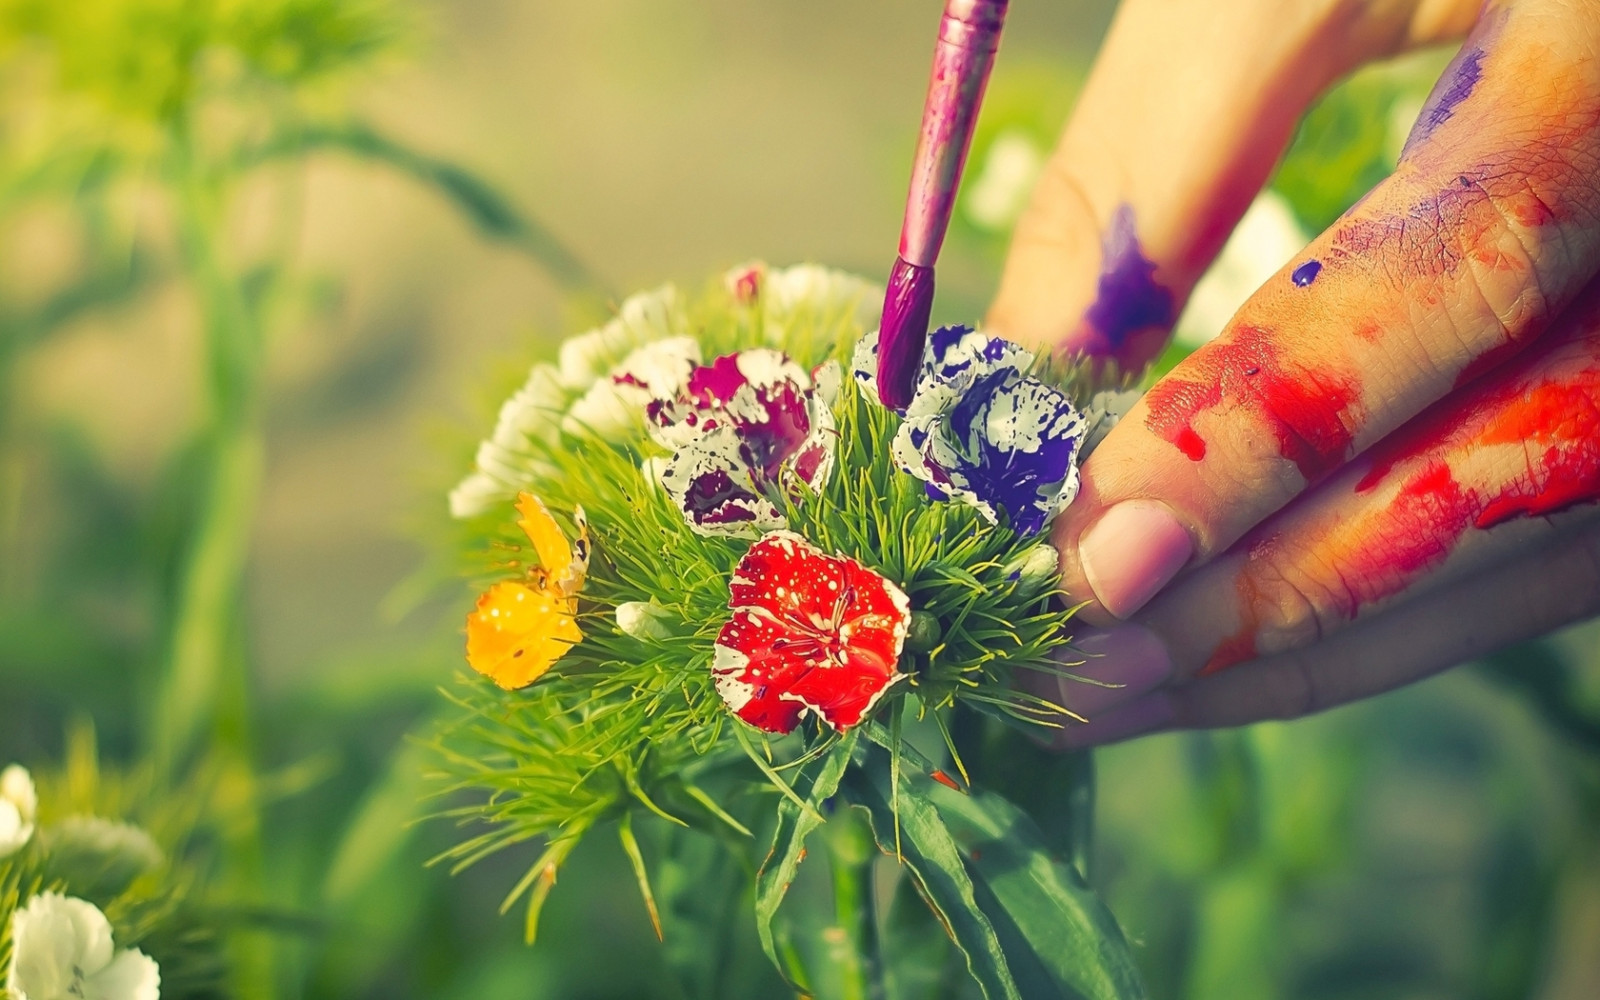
[{"left": 3, "top": 1, "right": 1599, "bottom": 998}]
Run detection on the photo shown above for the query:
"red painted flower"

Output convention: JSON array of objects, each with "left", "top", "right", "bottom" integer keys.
[{"left": 712, "top": 532, "right": 911, "bottom": 733}]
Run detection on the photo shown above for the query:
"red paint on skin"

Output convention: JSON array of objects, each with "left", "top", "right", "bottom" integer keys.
[
  {"left": 1470, "top": 380, "right": 1600, "bottom": 526},
  {"left": 1143, "top": 326, "right": 1360, "bottom": 481},
  {"left": 1206, "top": 340, "right": 1600, "bottom": 677}
]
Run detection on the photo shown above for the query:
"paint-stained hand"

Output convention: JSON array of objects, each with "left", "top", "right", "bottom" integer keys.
[{"left": 988, "top": 0, "right": 1600, "bottom": 744}]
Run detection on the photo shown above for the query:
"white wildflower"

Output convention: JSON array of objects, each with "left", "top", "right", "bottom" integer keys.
[
  {"left": 44, "top": 818, "right": 164, "bottom": 892},
  {"left": 6, "top": 893, "right": 160, "bottom": 1000},
  {"left": 0, "top": 764, "right": 37, "bottom": 858},
  {"left": 561, "top": 336, "right": 701, "bottom": 439},
  {"left": 758, "top": 264, "right": 881, "bottom": 346},
  {"left": 449, "top": 286, "right": 684, "bottom": 518},
  {"left": 557, "top": 285, "right": 680, "bottom": 389}
]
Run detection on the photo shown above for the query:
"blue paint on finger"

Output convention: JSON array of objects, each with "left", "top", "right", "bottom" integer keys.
[
  {"left": 1291, "top": 260, "right": 1322, "bottom": 287},
  {"left": 1400, "top": 9, "right": 1507, "bottom": 159},
  {"left": 1083, "top": 204, "right": 1174, "bottom": 353}
]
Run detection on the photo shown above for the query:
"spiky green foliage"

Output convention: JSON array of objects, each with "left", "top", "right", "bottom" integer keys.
[{"left": 429, "top": 269, "right": 1105, "bottom": 944}]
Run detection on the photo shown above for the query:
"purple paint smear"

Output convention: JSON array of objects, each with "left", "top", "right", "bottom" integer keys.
[
  {"left": 1084, "top": 204, "right": 1173, "bottom": 353},
  {"left": 1402, "top": 44, "right": 1486, "bottom": 157},
  {"left": 1291, "top": 260, "right": 1322, "bottom": 287}
]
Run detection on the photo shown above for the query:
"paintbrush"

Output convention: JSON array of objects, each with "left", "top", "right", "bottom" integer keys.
[{"left": 876, "top": 0, "right": 1010, "bottom": 410}]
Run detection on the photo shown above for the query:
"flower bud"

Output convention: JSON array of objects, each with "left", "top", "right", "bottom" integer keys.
[
  {"left": 616, "top": 601, "right": 674, "bottom": 641},
  {"left": 1003, "top": 543, "right": 1060, "bottom": 591}
]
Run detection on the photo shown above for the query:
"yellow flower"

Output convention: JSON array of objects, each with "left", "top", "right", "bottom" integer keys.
[{"left": 465, "top": 493, "right": 589, "bottom": 690}]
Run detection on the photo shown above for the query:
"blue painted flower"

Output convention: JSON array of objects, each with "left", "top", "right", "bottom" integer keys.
[{"left": 858, "top": 325, "right": 1087, "bottom": 536}]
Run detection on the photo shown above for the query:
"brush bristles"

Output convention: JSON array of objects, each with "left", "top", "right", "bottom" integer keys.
[{"left": 876, "top": 257, "right": 936, "bottom": 410}]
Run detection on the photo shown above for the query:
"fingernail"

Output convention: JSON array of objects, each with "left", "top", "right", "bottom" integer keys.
[
  {"left": 1053, "top": 625, "right": 1174, "bottom": 717},
  {"left": 1058, "top": 693, "right": 1175, "bottom": 749},
  {"left": 1078, "top": 500, "right": 1193, "bottom": 619}
]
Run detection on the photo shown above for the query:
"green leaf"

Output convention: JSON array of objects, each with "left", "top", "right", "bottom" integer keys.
[
  {"left": 618, "top": 812, "right": 664, "bottom": 940},
  {"left": 850, "top": 742, "right": 1146, "bottom": 1000},
  {"left": 753, "top": 731, "right": 859, "bottom": 985},
  {"left": 928, "top": 781, "right": 1145, "bottom": 1000},
  {"left": 846, "top": 748, "right": 1023, "bottom": 1000},
  {"left": 648, "top": 822, "right": 784, "bottom": 1000}
]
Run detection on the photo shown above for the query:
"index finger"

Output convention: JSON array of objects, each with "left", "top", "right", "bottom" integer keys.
[{"left": 1054, "top": 0, "right": 1600, "bottom": 623}]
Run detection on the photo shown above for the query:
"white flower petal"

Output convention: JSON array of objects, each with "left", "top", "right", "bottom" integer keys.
[
  {"left": 46, "top": 817, "right": 164, "bottom": 880},
  {"left": 761, "top": 265, "right": 881, "bottom": 345},
  {"left": 6, "top": 893, "right": 157, "bottom": 1000},
  {"left": 0, "top": 764, "right": 36, "bottom": 858},
  {"left": 448, "top": 471, "right": 508, "bottom": 519},
  {"left": 84, "top": 949, "right": 160, "bottom": 1000}
]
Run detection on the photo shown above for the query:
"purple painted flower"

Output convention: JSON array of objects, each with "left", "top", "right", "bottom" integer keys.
[
  {"left": 859, "top": 324, "right": 1087, "bottom": 535},
  {"left": 648, "top": 349, "right": 835, "bottom": 536}
]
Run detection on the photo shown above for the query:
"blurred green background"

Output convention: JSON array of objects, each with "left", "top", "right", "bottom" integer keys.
[{"left": 2, "top": 1, "right": 1599, "bottom": 998}]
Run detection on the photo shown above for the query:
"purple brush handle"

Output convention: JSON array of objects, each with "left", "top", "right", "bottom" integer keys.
[
  {"left": 899, "top": 0, "right": 1009, "bottom": 268},
  {"left": 876, "top": 0, "right": 1008, "bottom": 410}
]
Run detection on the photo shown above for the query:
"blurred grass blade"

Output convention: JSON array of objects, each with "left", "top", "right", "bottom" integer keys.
[
  {"left": 323, "top": 741, "right": 429, "bottom": 907},
  {"left": 238, "top": 122, "right": 608, "bottom": 297}
]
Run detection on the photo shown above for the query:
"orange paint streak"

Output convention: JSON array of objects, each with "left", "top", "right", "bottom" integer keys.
[{"left": 1202, "top": 320, "right": 1600, "bottom": 676}]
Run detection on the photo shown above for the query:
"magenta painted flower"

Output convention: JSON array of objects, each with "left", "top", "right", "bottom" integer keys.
[
  {"left": 647, "top": 349, "right": 835, "bottom": 536},
  {"left": 712, "top": 532, "right": 910, "bottom": 734}
]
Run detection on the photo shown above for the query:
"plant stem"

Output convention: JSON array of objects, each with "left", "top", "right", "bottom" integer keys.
[
  {"left": 825, "top": 809, "right": 887, "bottom": 1000},
  {"left": 152, "top": 140, "right": 266, "bottom": 777},
  {"left": 153, "top": 132, "right": 276, "bottom": 1000}
]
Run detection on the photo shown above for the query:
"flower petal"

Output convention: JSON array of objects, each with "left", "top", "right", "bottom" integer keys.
[
  {"left": 84, "top": 949, "right": 160, "bottom": 1000},
  {"left": 658, "top": 429, "right": 784, "bottom": 537},
  {"left": 7, "top": 893, "right": 123, "bottom": 999},
  {"left": 713, "top": 532, "right": 910, "bottom": 733},
  {"left": 465, "top": 582, "right": 582, "bottom": 690},
  {"left": 0, "top": 764, "right": 36, "bottom": 859},
  {"left": 650, "top": 349, "right": 835, "bottom": 536},
  {"left": 899, "top": 373, "right": 1087, "bottom": 536}
]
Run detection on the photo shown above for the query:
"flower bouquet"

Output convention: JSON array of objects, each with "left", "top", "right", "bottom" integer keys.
[{"left": 433, "top": 263, "right": 1146, "bottom": 999}]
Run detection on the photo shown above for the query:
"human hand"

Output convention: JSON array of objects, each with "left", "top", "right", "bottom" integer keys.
[{"left": 986, "top": 0, "right": 1600, "bottom": 745}]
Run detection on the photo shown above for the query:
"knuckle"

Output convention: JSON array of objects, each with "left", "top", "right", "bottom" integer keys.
[{"left": 1240, "top": 552, "right": 1354, "bottom": 660}]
